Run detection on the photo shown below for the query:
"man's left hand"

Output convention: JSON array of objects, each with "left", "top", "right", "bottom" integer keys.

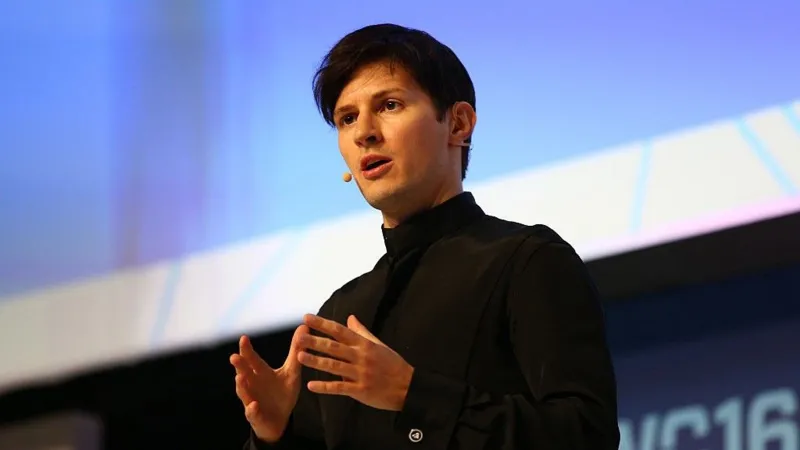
[{"left": 297, "top": 314, "right": 414, "bottom": 412}]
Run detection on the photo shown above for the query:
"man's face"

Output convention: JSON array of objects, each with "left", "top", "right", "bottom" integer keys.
[{"left": 334, "top": 62, "right": 462, "bottom": 224}]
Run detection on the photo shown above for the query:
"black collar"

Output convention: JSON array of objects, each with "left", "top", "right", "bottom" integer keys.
[{"left": 380, "top": 192, "right": 485, "bottom": 258}]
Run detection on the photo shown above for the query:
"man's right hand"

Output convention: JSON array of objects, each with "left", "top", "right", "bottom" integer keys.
[{"left": 230, "top": 325, "right": 308, "bottom": 443}]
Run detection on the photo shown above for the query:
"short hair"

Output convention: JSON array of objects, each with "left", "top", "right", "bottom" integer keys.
[{"left": 312, "top": 23, "right": 476, "bottom": 180}]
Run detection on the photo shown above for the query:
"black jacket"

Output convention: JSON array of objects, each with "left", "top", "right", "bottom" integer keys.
[{"left": 247, "top": 192, "right": 619, "bottom": 449}]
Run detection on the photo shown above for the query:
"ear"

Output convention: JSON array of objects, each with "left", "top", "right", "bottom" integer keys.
[{"left": 447, "top": 101, "right": 477, "bottom": 148}]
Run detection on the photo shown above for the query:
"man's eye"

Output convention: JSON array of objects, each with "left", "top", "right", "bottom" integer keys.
[
  {"left": 385, "top": 101, "right": 399, "bottom": 110},
  {"left": 341, "top": 115, "right": 355, "bottom": 126}
]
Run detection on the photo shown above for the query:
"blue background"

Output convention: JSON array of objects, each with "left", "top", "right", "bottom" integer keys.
[{"left": 1, "top": 1, "right": 799, "bottom": 296}]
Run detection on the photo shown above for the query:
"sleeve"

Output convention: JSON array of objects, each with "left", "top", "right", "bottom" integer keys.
[{"left": 393, "top": 241, "right": 620, "bottom": 450}]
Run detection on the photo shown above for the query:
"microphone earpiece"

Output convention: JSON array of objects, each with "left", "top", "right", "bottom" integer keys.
[{"left": 343, "top": 172, "right": 352, "bottom": 182}]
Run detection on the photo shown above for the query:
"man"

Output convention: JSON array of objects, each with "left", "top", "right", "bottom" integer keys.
[{"left": 231, "top": 23, "right": 619, "bottom": 449}]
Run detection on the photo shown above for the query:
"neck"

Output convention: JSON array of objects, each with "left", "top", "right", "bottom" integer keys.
[{"left": 381, "top": 184, "right": 463, "bottom": 229}]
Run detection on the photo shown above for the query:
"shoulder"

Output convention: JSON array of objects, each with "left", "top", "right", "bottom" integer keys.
[
  {"left": 467, "top": 216, "right": 589, "bottom": 279},
  {"left": 466, "top": 215, "right": 573, "bottom": 255}
]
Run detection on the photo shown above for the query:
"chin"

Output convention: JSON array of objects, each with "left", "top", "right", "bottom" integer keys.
[{"left": 361, "top": 182, "right": 407, "bottom": 212}]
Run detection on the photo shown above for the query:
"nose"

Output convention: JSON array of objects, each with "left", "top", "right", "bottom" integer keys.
[{"left": 354, "top": 114, "right": 383, "bottom": 148}]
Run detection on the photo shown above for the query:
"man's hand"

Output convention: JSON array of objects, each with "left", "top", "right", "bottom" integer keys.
[
  {"left": 298, "top": 314, "right": 414, "bottom": 412},
  {"left": 230, "top": 326, "right": 308, "bottom": 443}
]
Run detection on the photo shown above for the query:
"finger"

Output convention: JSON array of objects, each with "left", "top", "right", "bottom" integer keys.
[
  {"left": 240, "top": 335, "right": 271, "bottom": 373},
  {"left": 299, "top": 334, "right": 357, "bottom": 362},
  {"left": 230, "top": 353, "right": 253, "bottom": 375},
  {"left": 235, "top": 373, "right": 255, "bottom": 405},
  {"left": 303, "top": 314, "right": 360, "bottom": 345},
  {"left": 307, "top": 380, "right": 358, "bottom": 397},
  {"left": 284, "top": 325, "right": 310, "bottom": 371},
  {"left": 291, "top": 325, "right": 311, "bottom": 352},
  {"left": 347, "top": 315, "right": 383, "bottom": 345},
  {"left": 244, "top": 400, "right": 261, "bottom": 424},
  {"left": 297, "top": 350, "right": 357, "bottom": 379}
]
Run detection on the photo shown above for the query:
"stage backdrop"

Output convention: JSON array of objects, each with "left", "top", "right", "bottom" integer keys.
[
  {"left": 611, "top": 263, "right": 800, "bottom": 450},
  {"left": 1, "top": 1, "right": 799, "bottom": 393}
]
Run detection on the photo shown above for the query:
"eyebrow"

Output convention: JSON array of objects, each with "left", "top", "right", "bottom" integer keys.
[{"left": 333, "top": 88, "right": 408, "bottom": 119}]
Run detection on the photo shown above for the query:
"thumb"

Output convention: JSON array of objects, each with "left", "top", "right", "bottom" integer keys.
[
  {"left": 283, "top": 324, "right": 308, "bottom": 372},
  {"left": 347, "top": 315, "right": 383, "bottom": 345}
]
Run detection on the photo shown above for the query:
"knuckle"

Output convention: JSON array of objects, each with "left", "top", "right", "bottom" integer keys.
[
  {"left": 236, "top": 378, "right": 249, "bottom": 392},
  {"left": 247, "top": 412, "right": 262, "bottom": 426},
  {"left": 361, "top": 350, "right": 376, "bottom": 367},
  {"left": 236, "top": 387, "right": 250, "bottom": 402},
  {"left": 362, "top": 341, "right": 376, "bottom": 353},
  {"left": 358, "top": 367, "right": 373, "bottom": 386}
]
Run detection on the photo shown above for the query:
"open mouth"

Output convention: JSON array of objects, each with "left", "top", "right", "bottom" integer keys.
[{"left": 364, "top": 159, "right": 390, "bottom": 170}]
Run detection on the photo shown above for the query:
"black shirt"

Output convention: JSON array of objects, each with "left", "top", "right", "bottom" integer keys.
[{"left": 248, "top": 192, "right": 619, "bottom": 449}]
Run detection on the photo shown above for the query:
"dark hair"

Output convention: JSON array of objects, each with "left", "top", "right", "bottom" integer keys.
[{"left": 312, "top": 23, "right": 476, "bottom": 180}]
